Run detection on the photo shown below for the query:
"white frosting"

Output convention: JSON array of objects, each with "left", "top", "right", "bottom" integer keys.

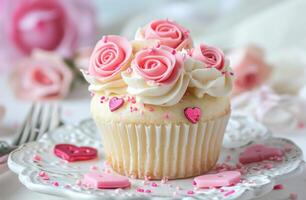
[
  {"left": 122, "top": 67, "right": 190, "bottom": 106},
  {"left": 121, "top": 54, "right": 233, "bottom": 106},
  {"left": 188, "top": 58, "right": 233, "bottom": 98},
  {"left": 81, "top": 70, "right": 126, "bottom": 95}
]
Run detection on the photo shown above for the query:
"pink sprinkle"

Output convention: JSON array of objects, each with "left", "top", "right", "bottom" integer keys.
[
  {"left": 90, "top": 165, "right": 98, "bottom": 171},
  {"left": 220, "top": 188, "right": 225, "bottom": 192},
  {"left": 164, "top": 113, "right": 170, "bottom": 120},
  {"left": 53, "top": 182, "right": 59, "bottom": 187},
  {"left": 192, "top": 180, "right": 197, "bottom": 186},
  {"left": 42, "top": 175, "right": 49, "bottom": 180},
  {"left": 33, "top": 154, "right": 41, "bottom": 162},
  {"left": 224, "top": 190, "right": 235, "bottom": 196},
  {"left": 39, "top": 171, "right": 46, "bottom": 177},
  {"left": 151, "top": 182, "right": 158, "bottom": 187},
  {"left": 131, "top": 97, "right": 136, "bottom": 104},
  {"left": 156, "top": 43, "right": 161, "bottom": 48},
  {"left": 102, "top": 36, "right": 107, "bottom": 43},
  {"left": 76, "top": 179, "right": 82, "bottom": 186},
  {"left": 64, "top": 184, "right": 71, "bottom": 189},
  {"left": 187, "top": 190, "right": 194, "bottom": 195},
  {"left": 289, "top": 193, "right": 298, "bottom": 200},
  {"left": 145, "top": 189, "right": 152, "bottom": 193},
  {"left": 230, "top": 72, "right": 234, "bottom": 76},
  {"left": 226, "top": 155, "right": 232, "bottom": 162},
  {"left": 136, "top": 188, "right": 144, "bottom": 193},
  {"left": 273, "top": 184, "right": 284, "bottom": 190},
  {"left": 127, "top": 67, "right": 133, "bottom": 73},
  {"left": 171, "top": 49, "right": 176, "bottom": 55}
]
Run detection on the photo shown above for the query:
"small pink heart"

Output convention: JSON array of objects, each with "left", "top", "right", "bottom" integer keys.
[
  {"left": 82, "top": 172, "right": 131, "bottom": 189},
  {"left": 109, "top": 97, "right": 125, "bottom": 112},
  {"left": 239, "top": 144, "right": 284, "bottom": 164},
  {"left": 184, "top": 107, "right": 201, "bottom": 124},
  {"left": 194, "top": 171, "right": 241, "bottom": 188},
  {"left": 54, "top": 144, "right": 97, "bottom": 162}
]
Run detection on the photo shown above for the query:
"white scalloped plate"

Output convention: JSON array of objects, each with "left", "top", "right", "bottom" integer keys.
[{"left": 8, "top": 118, "right": 304, "bottom": 200}]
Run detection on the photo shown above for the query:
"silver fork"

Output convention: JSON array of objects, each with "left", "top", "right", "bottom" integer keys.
[{"left": 0, "top": 102, "right": 62, "bottom": 164}]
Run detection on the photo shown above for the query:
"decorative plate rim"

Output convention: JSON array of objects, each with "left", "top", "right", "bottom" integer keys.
[{"left": 8, "top": 120, "right": 305, "bottom": 200}]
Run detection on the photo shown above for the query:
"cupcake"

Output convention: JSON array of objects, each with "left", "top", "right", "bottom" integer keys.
[{"left": 82, "top": 19, "right": 233, "bottom": 179}]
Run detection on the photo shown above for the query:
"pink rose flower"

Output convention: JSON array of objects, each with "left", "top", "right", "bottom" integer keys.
[
  {"left": 133, "top": 46, "right": 183, "bottom": 84},
  {"left": 12, "top": 50, "right": 73, "bottom": 101},
  {"left": 228, "top": 45, "right": 271, "bottom": 95},
  {"left": 191, "top": 44, "right": 225, "bottom": 70},
  {"left": 1, "top": 0, "right": 96, "bottom": 57},
  {"left": 88, "top": 35, "right": 132, "bottom": 82},
  {"left": 136, "top": 19, "right": 193, "bottom": 50}
]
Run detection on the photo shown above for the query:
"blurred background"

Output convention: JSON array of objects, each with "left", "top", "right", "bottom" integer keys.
[{"left": 0, "top": 0, "right": 306, "bottom": 199}]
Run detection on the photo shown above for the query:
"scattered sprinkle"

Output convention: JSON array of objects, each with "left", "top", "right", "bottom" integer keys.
[
  {"left": 151, "top": 182, "right": 158, "bottom": 187},
  {"left": 224, "top": 190, "right": 235, "bottom": 196},
  {"left": 145, "top": 189, "right": 152, "bottom": 193},
  {"left": 33, "top": 154, "right": 42, "bottom": 162},
  {"left": 90, "top": 165, "right": 99, "bottom": 170},
  {"left": 187, "top": 190, "right": 194, "bottom": 195},
  {"left": 273, "top": 184, "right": 284, "bottom": 190},
  {"left": 53, "top": 182, "right": 59, "bottom": 187},
  {"left": 136, "top": 188, "right": 144, "bottom": 193}
]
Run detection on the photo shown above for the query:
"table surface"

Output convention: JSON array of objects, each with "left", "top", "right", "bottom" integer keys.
[{"left": 0, "top": 73, "right": 305, "bottom": 200}]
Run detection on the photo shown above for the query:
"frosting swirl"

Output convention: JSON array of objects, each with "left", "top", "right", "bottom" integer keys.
[
  {"left": 122, "top": 47, "right": 189, "bottom": 106},
  {"left": 186, "top": 56, "right": 233, "bottom": 98},
  {"left": 84, "top": 35, "right": 132, "bottom": 94},
  {"left": 135, "top": 19, "right": 193, "bottom": 50}
]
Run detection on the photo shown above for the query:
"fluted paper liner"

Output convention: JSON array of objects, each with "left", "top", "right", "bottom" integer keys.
[{"left": 95, "top": 112, "right": 230, "bottom": 179}]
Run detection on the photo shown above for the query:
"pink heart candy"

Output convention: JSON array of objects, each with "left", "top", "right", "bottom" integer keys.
[
  {"left": 184, "top": 107, "right": 201, "bottom": 124},
  {"left": 194, "top": 171, "right": 241, "bottom": 188},
  {"left": 109, "top": 97, "right": 125, "bottom": 112},
  {"left": 82, "top": 172, "right": 131, "bottom": 189},
  {"left": 54, "top": 144, "right": 97, "bottom": 162},
  {"left": 239, "top": 144, "right": 284, "bottom": 164}
]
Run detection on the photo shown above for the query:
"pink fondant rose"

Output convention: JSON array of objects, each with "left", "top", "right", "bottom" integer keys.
[
  {"left": 88, "top": 35, "right": 132, "bottom": 82},
  {"left": 137, "top": 19, "right": 192, "bottom": 50},
  {"left": 228, "top": 45, "right": 271, "bottom": 95},
  {"left": 192, "top": 44, "right": 225, "bottom": 70},
  {"left": 2, "top": 0, "right": 96, "bottom": 57},
  {"left": 133, "top": 47, "right": 183, "bottom": 84},
  {"left": 12, "top": 50, "right": 73, "bottom": 101}
]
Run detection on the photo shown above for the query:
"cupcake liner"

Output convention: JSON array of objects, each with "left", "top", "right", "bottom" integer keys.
[{"left": 95, "top": 111, "right": 230, "bottom": 179}]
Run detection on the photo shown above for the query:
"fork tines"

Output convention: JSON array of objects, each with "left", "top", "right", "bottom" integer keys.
[{"left": 13, "top": 102, "right": 61, "bottom": 146}]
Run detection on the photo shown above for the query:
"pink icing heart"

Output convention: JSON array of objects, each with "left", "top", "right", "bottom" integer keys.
[
  {"left": 194, "top": 171, "right": 241, "bottom": 188},
  {"left": 239, "top": 144, "right": 284, "bottom": 164},
  {"left": 54, "top": 144, "right": 97, "bottom": 162},
  {"left": 109, "top": 97, "right": 125, "bottom": 112},
  {"left": 82, "top": 172, "right": 131, "bottom": 189},
  {"left": 184, "top": 107, "right": 201, "bottom": 124}
]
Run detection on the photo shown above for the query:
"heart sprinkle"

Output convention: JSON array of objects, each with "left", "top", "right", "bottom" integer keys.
[
  {"left": 54, "top": 144, "right": 97, "bottom": 162},
  {"left": 194, "top": 171, "right": 241, "bottom": 188},
  {"left": 109, "top": 97, "right": 125, "bottom": 112},
  {"left": 184, "top": 107, "right": 201, "bottom": 124},
  {"left": 82, "top": 172, "right": 131, "bottom": 189}
]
